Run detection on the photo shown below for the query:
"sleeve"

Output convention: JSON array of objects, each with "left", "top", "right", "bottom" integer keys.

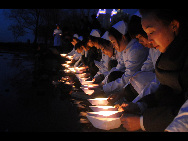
[
  {"left": 141, "top": 50, "right": 154, "bottom": 71},
  {"left": 165, "top": 99, "right": 188, "bottom": 132},
  {"left": 103, "top": 48, "right": 148, "bottom": 94}
]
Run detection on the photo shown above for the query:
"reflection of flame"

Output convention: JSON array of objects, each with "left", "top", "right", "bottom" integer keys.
[
  {"left": 96, "top": 106, "right": 114, "bottom": 109},
  {"left": 94, "top": 98, "right": 108, "bottom": 100},
  {"left": 97, "top": 111, "right": 119, "bottom": 117}
]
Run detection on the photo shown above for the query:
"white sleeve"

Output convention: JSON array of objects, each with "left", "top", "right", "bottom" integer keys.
[
  {"left": 165, "top": 99, "right": 188, "bottom": 132},
  {"left": 103, "top": 48, "right": 147, "bottom": 94}
]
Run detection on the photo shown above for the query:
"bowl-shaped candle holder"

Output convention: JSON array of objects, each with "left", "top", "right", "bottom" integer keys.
[{"left": 88, "top": 98, "right": 108, "bottom": 106}]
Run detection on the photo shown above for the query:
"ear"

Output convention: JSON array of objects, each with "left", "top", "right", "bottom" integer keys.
[{"left": 170, "top": 20, "right": 180, "bottom": 35}]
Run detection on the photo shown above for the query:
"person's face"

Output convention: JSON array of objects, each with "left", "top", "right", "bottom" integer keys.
[
  {"left": 87, "top": 40, "right": 100, "bottom": 49},
  {"left": 109, "top": 35, "right": 126, "bottom": 52},
  {"left": 57, "top": 26, "right": 60, "bottom": 30},
  {"left": 101, "top": 44, "right": 113, "bottom": 58},
  {"left": 77, "top": 47, "right": 83, "bottom": 54},
  {"left": 136, "top": 34, "right": 154, "bottom": 48},
  {"left": 71, "top": 39, "right": 77, "bottom": 46},
  {"left": 141, "top": 14, "right": 179, "bottom": 53},
  {"left": 87, "top": 40, "right": 94, "bottom": 47}
]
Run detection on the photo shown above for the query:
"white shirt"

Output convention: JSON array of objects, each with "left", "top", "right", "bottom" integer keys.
[
  {"left": 102, "top": 50, "right": 123, "bottom": 84},
  {"left": 130, "top": 48, "right": 161, "bottom": 101},
  {"left": 103, "top": 39, "right": 149, "bottom": 94},
  {"left": 94, "top": 52, "right": 110, "bottom": 78}
]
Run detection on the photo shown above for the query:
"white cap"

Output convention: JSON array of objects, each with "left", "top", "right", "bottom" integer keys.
[
  {"left": 78, "top": 36, "right": 83, "bottom": 41},
  {"left": 112, "top": 20, "right": 128, "bottom": 35},
  {"left": 73, "top": 34, "right": 79, "bottom": 39},
  {"left": 90, "top": 29, "right": 100, "bottom": 37},
  {"left": 101, "top": 31, "right": 110, "bottom": 41}
]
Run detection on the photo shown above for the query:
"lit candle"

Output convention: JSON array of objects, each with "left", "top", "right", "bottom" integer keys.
[
  {"left": 89, "top": 106, "right": 118, "bottom": 112},
  {"left": 81, "top": 87, "right": 94, "bottom": 95},
  {"left": 87, "top": 111, "right": 121, "bottom": 118},
  {"left": 60, "top": 54, "right": 67, "bottom": 57},
  {"left": 88, "top": 98, "right": 108, "bottom": 106}
]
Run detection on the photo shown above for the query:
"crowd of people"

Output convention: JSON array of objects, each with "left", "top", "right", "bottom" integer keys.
[{"left": 58, "top": 9, "right": 188, "bottom": 132}]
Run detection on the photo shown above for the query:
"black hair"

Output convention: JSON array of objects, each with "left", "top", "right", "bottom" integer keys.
[
  {"left": 139, "top": 9, "right": 188, "bottom": 31},
  {"left": 88, "top": 35, "right": 100, "bottom": 43},
  {"left": 128, "top": 15, "right": 148, "bottom": 39},
  {"left": 75, "top": 41, "right": 83, "bottom": 50},
  {"left": 98, "top": 38, "right": 112, "bottom": 49}
]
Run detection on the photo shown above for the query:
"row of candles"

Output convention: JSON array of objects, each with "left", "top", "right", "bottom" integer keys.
[{"left": 60, "top": 53, "right": 122, "bottom": 130}]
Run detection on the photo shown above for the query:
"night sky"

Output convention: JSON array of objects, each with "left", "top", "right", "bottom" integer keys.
[{"left": 0, "top": 9, "right": 138, "bottom": 43}]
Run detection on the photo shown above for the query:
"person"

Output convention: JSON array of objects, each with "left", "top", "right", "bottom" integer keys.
[
  {"left": 107, "top": 15, "right": 161, "bottom": 103},
  {"left": 102, "top": 20, "right": 149, "bottom": 95},
  {"left": 53, "top": 24, "right": 62, "bottom": 47},
  {"left": 92, "top": 31, "right": 112, "bottom": 84},
  {"left": 67, "top": 34, "right": 79, "bottom": 56},
  {"left": 119, "top": 9, "right": 188, "bottom": 132}
]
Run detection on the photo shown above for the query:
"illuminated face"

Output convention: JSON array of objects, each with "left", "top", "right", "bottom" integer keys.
[
  {"left": 141, "top": 14, "right": 177, "bottom": 53},
  {"left": 136, "top": 34, "right": 154, "bottom": 48},
  {"left": 77, "top": 47, "right": 83, "bottom": 54},
  {"left": 109, "top": 34, "right": 126, "bottom": 52},
  {"left": 87, "top": 40, "right": 100, "bottom": 49},
  {"left": 109, "top": 35, "right": 120, "bottom": 52},
  {"left": 101, "top": 44, "right": 113, "bottom": 58},
  {"left": 87, "top": 40, "right": 94, "bottom": 47},
  {"left": 71, "top": 38, "right": 77, "bottom": 46}
]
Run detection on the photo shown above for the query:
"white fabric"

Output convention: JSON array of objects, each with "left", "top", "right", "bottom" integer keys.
[
  {"left": 112, "top": 20, "right": 128, "bottom": 35},
  {"left": 166, "top": 99, "right": 188, "bottom": 132},
  {"left": 102, "top": 50, "right": 123, "bottom": 85},
  {"left": 101, "top": 31, "right": 110, "bottom": 41},
  {"left": 90, "top": 29, "right": 100, "bottom": 37},
  {"left": 73, "top": 34, "right": 79, "bottom": 39},
  {"left": 132, "top": 48, "right": 161, "bottom": 103},
  {"left": 103, "top": 39, "right": 149, "bottom": 94}
]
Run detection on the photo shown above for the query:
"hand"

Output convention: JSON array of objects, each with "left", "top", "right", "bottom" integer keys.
[
  {"left": 107, "top": 93, "right": 120, "bottom": 104},
  {"left": 120, "top": 113, "right": 141, "bottom": 131},
  {"left": 91, "top": 87, "right": 105, "bottom": 98},
  {"left": 118, "top": 102, "right": 141, "bottom": 114}
]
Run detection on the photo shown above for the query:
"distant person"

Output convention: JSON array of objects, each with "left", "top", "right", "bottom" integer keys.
[{"left": 53, "top": 24, "right": 62, "bottom": 47}]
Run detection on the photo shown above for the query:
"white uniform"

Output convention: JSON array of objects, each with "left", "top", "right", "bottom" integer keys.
[
  {"left": 53, "top": 29, "right": 62, "bottom": 46},
  {"left": 130, "top": 48, "right": 161, "bottom": 103},
  {"left": 94, "top": 51, "right": 110, "bottom": 78},
  {"left": 102, "top": 50, "right": 123, "bottom": 84},
  {"left": 103, "top": 39, "right": 149, "bottom": 94},
  {"left": 165, "top": 99, "right": 188, "bottom": 132}
]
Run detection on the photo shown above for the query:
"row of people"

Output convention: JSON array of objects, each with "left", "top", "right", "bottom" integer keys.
[{"left": 67, "top": 9, "right": 188, "bottom": 132}]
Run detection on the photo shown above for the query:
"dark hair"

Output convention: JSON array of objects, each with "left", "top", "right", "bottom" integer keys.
[
  {"left": 139, "top": 9, "right": 188, "bottom": 30},
  {"left": 108, "top": 27, "right": 131, "bottom": 47},
  {"left": 98, "top": 38, "right": 112, "bottom": 49},
  {"left": 88, "top": 35, "right": 100, "bottom": 43},
  {"left": 74, "top": 41, "right": 83, "bottom": 50},
  {"left": 128, "top": 15, "right": 148, "bottom": 39}
]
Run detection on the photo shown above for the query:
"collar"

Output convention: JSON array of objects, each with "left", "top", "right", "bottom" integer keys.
[{"left": 124, "top": 39, "right": 138, "bottom": 53}]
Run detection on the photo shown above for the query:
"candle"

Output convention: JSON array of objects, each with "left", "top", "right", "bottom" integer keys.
[
  {"left": 88, "top": 98, "right": 108, "bottom": 106},
  {"left": 89, "top": 106, "right": 118, "bottom": 112},
  {"left": 65, "top": 61, "right": 71, "bottom": 64},
  {"left": 81, "top": 87, "right": 94, "bottom": 95},
  {"left": 87, "top": 111, "right": 121, "bottom": 118},
  {"left": 60, "top": 54, "right": 67, "bottom": 57}
]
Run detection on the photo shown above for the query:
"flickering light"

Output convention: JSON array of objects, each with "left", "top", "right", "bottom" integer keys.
[{"left": 60, "top": 54, "right": 67, "bottom": 57}]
